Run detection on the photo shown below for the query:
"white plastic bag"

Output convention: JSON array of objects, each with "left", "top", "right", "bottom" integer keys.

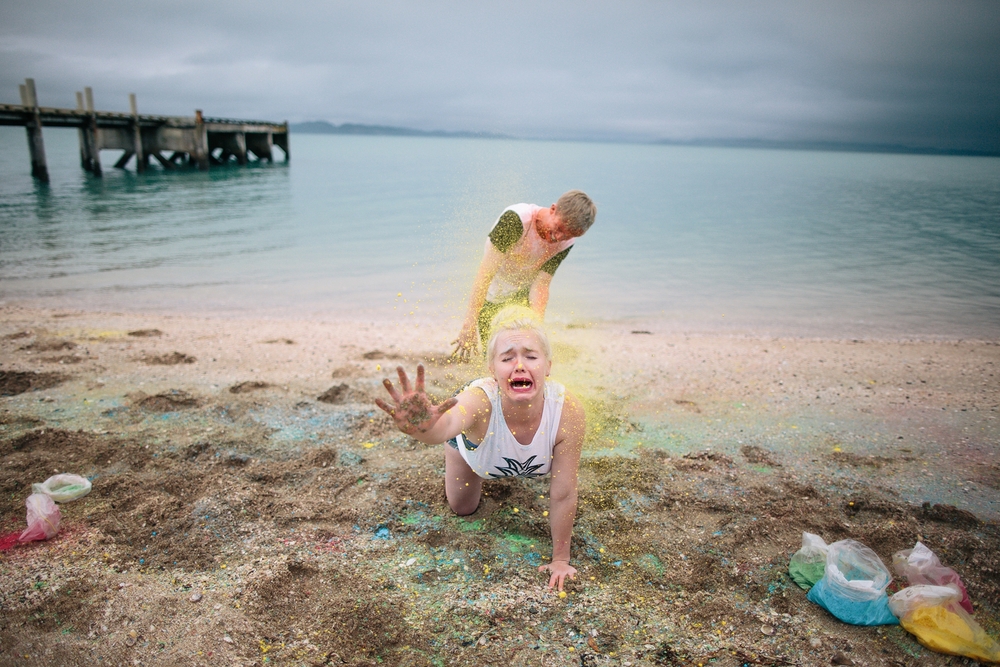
[
  {"left": 18, "top": 493, "right": 61, "bottom": 543},
  {"left": 888, "top": 584, "right": 962, "bottom": 619},
  {"left": 32, "top": 473, "right": 92, "bottom": 502}
]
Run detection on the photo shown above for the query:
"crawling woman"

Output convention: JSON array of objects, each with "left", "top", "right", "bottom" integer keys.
[{"left": 376, "top": 306, "right": 585, "bottom": 591}]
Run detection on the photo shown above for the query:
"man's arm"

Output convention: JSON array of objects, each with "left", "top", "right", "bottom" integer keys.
[
  {"left": 452, "top": 244, "right": 502, "bottom": 359},
  {"left": 528, "top": 271, "right": 553, "bottom": 319},
  {"left": 452, "top": 210, "right": 525, "bottom": 360},
  {"left": 530, "top": 245, "right": 571, "bottom": 320}
]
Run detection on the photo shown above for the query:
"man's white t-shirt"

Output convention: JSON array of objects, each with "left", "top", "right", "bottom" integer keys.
[{"left": 484, "top": 204, "right": 575, "bottom": 303}]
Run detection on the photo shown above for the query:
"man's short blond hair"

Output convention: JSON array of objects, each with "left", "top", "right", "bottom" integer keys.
[
  {"left": 485, "top": 305, "right": 552, "bottom": 364},
  {"left": 556, "top": 190, "right": 597, "bottom": 235}
]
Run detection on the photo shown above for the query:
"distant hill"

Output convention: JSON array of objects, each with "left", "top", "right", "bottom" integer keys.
[
  {"left": 289, "top": 121, "right": 996, "bottom": 156},
  {"left": 290, "top": 121, "right": 506, "bottom": 139},
  {"left": 656, "top": 137, "right": 999, "bottom": 158}
]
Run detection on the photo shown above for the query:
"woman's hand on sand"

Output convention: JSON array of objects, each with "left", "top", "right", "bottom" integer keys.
[
  {"left": 449, "top": 325, "right": 478, "bottom": 362},
  {"left": 375, "top": 365, "right": 458, "bottom": 436},
  {"left": 539, "top": 560, "right": 577, "bottom": 592}
]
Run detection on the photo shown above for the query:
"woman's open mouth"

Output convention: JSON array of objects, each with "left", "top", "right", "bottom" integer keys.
[{"left": 508, "top": 377, "right": 533, "bottom": 391}]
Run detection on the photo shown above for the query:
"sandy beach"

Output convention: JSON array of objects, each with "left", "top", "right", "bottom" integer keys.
[{"left": 1, "top": 303, "right": 998, "bottom": 666}]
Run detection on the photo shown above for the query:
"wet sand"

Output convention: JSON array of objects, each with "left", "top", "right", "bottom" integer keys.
[{"left": 1, "top": 304, "right": 998, "bottom": 666}]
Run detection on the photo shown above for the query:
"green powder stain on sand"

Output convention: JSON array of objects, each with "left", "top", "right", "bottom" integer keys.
[
  {"left": 637, "top": 553, "right": 665, "bottom": 575},
  {"left": 401, "top": 511, "right": 440, "bottom": 526},
  {"left": 501, "top": 533, "right": 536, "bottom": 554},
  {"left": 455, "top": 518, "right": 483, "bottom": 532}
]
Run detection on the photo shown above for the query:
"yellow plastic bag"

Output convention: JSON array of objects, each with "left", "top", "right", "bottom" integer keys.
[{"left": 890, "top": 586, "right": 1000, "bottom": 663}]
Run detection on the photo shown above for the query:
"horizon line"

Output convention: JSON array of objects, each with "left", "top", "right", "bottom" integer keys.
[{"left": 289, "top": 120, "right": 1000, "bottom": 158}]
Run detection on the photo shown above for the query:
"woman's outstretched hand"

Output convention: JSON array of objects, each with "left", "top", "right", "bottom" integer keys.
[
  {"left": 375, "top": 365, "right": 458, "bottom": 436},
  {"left": 539, "top": 560, "right": 577, "bottom": 592}
]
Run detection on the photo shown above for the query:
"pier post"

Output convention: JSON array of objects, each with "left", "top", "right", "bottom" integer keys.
[
  {"left": 75, "top": 92, "right": 91, "bottom": 169},
  {"left": 246, "top": 131, "right": 274, "bottom": 162},
  {"left": 276, "top": 122, "right": 290, "bottom": 162},
  {"left": 84, "top": 87, "right": 102, "bottom": 176},
  {"left": 130, "top": 93, "right": 145, "bottom": 173},
  {"left": 193, "top": 109, "right": 209, "bottom": 170},
  {"left": 235, "top": 132, "right": 247, "bottom": 165},
  {"left": 22, "top": 79, "right": 49, "bottom": 182}
]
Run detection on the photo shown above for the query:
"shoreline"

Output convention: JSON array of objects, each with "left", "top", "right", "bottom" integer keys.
[
  {"left": 1, "top": 303, "right": 998, "bottom": 665},
  {"left": 4, "top": 296, "right": 996, "bottom": 344}
]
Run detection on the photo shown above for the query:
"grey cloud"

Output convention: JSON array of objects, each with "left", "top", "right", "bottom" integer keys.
[{"left": 2, "top": 0, "right": 998, "bottom": 151}]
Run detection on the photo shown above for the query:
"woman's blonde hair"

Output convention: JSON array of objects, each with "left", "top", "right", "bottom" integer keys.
[{"left": 485, "top": 305, "right": 552, "bottom": 363}]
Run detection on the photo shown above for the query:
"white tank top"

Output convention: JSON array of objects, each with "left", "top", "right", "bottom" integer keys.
[{"left": 456, "top": 378, "right": 566, "bottom": 479}]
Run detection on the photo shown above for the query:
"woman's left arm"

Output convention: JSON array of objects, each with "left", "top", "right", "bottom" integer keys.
[{"left": 540, "top": 392, "right": 585, "bottom": 591}]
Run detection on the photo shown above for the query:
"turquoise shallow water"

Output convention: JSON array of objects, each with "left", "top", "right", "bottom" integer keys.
[{"left": 2, "top": 127, "right": 999, "bottom": 338}]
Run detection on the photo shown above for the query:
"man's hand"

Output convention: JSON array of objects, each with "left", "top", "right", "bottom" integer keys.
[
  {"left": 449, "top": 324, "right": 479, "bottom": 362},
  {"left": 539, "top": 560, "right": 577, "bottom": 592},
  {"left": 375, "top": 365, "right": 458, "bottom": 435}
]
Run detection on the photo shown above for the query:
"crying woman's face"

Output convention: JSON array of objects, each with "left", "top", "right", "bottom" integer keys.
[{"left": 490, "top": 329, "right": 551, "bottom": 405}]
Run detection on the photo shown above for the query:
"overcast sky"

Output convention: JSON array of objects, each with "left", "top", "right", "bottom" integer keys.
[{"left": 2, "top": 1, "right": 998, "bottom": 151}]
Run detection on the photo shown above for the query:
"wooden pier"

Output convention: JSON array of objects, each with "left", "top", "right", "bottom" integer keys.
[{"left": 1, "top": 78, "right": 288, "bottom": 182}]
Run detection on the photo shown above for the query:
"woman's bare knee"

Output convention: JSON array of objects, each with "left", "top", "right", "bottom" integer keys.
[{"left": 446, "top": 491, "right": 480, "bottom": 516}]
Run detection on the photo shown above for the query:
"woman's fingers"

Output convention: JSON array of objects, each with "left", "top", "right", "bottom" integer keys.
[
  {"left": 414, "top": 364, "right": 425, "bottom": 393},
  {"left": 374, "top": 398, "right": 395, "bottom": 415},
  {"left": 437, "top": 396, "right": 459, "bottom": 414},
  {"left": 382, "top": 378, "right": 402, "bottom": 404},
  {"left": 396, "top": 366, "right": 411, "bottom": 393}
]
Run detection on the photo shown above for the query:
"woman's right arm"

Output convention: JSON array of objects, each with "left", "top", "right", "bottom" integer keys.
[{"left": 376, "top": 365, "right": 490, "bottom": 444}]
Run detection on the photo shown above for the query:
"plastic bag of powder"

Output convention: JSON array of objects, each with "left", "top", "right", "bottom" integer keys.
[
  {"left": 31, "top": 473, "right": 92, "bottom": 503},
  {"left": 888, "top": 584, "right": 962, "bottom": 618},
  {"left": 893, "top": 542, "right": 973, "bottom": 614},
  {"left": 788, "top": 532, "right": 828, "bottom": 590},
  {"left": 805, "top": 539, "right": 898, "bottom": 626},
  {"left": 18, "top": 493, "right": 61, "bottom": 543},
  {"left": 824, "top": 539, "right": 891, "bottom": 601},
  {"left": 889, "top": 585, "right": 1000, "bottom": 663}
]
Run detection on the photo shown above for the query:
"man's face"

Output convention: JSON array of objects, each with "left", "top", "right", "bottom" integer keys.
[{"left": 536, "top": 206, "right": 580, "bottom": 244}]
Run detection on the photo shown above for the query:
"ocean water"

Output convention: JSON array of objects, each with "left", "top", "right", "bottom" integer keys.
[{"left": 2, "top": 127, "right": 999, "bottom": 339}]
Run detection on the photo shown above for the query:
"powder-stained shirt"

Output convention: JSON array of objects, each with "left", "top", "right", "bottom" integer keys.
[
  {"left": 454, "top": 377, "right": 566, "bottom": 479},
  {"left": 484, "top": 204, "right": 575, "bottom": 302}
]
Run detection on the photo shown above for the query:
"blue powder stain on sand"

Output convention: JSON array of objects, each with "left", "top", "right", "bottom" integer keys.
[{"left": 373, "top": 526, "right": 391, "bottom": 540}]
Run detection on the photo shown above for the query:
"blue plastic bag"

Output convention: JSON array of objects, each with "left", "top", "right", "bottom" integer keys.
[
  {"left": 805, "top": 539, "right": 899, "bottom": 626},
  {"left": 807, "top": 576, "right": 898, "bottom": 626}
]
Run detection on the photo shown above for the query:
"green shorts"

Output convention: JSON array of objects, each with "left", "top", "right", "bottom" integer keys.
[{"left": 476, "top": 287, "right": 530, "bottom": 349}]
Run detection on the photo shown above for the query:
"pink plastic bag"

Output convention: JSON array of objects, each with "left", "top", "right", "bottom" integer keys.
[
  {"left": 893, "top": 542, "right": 973, "bottom": 614},
  {"left": 18, "top": 493, "right": 60, "bottom": 543}
]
